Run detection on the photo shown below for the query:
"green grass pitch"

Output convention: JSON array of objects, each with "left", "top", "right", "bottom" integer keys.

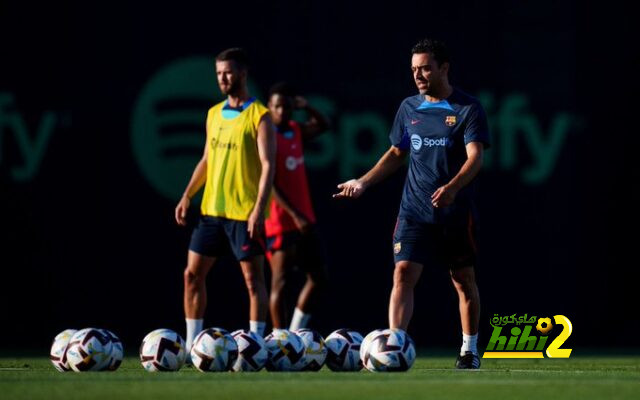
[{"left": 1, "top": 352, "right": 638, "bottom": 400}]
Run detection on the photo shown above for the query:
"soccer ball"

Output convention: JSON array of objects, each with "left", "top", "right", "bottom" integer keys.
[
  {"left": 264, "top": 329, "right": 305, "bottom": 371},
  {"left": 364, "top": 328, "right": 416, "bottom": 372},
  {"left": 100, "top": 329, "right": 123, "bottom": 371},
  {"left": 325, "top": 329, "right": 363, "bottom": 371},
  {"left": 140, "top": 328, "right": 187, "bottom": 372},
  {"left": 66, "top": 328, "right": 113, "bottom": 372},
  {"left": 50, "top": 329, "right": 77, "bottom": 372},
  {"left": 190, "top": 327, "right": 238, "bottom": 372},
  {"left": 231, "top": 330, "right": 268, "bottom": 372},
  {"left": 293, "top": 329, "right": 327, "bottom": 371},
  {"left": 360, "top": 329, "right": 385, "bottom": 367}
]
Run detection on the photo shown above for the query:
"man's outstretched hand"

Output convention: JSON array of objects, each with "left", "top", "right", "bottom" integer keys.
[{"left": 333, "top": 179, "right": 366, "bottom": 199}]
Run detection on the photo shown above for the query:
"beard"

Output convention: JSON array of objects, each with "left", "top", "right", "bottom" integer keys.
[
  {"left": 416, "top": 79, "right": 429, "bottom": 95},
  {"left": 417, "top": 79, "right": 442, "bottom": 97},
  {"left": 220, "top": 79, "right": 242, "bottom": 96}
]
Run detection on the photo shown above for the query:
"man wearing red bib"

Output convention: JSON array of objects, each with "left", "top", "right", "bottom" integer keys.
[{"left": 265, "top": 82, "right": 330, "bottom": 331}]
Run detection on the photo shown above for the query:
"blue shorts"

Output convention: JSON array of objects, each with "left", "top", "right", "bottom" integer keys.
[
  {"left": 392, "top": 216, "right": 478, "bottom": 269},
  {"left": 189, "top": 216, "right": 265, "bottom": 261}
]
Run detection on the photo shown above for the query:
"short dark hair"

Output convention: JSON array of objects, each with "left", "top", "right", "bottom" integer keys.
[
  {"left": 268, "top": 81, "right": 296, "bottom": 99},
  {"left": 411, "top": 38, "right": 450, "bottom": 66},
  {"left": 216, "top": 47, "right": 249, "bottom": 70}
]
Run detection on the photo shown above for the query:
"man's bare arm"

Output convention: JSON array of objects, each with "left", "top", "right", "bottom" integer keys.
[
  {"left": 247, "top": 114, "right": 277, "bottom": 238},
  {"left": 431, "top": 141, "right": 484, "bottom": 208},
  {"left": 175, "top": 138, "right": 209, "bottom": 225},
  {"left": 272, "top": 185, "right": 311, "bottom": 232},
  {"left": 295, "top": 96, "right": 330, "bottom": 141},
  {"left": 333, "top": 145, "right": 407, "bottom": 199}
]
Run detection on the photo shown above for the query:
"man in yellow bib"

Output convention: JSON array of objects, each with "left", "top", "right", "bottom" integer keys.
[{"left": 174, "top": 48, "right": 276, "bottom": 352}]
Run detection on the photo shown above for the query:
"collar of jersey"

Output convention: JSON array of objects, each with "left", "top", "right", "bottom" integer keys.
[
  {"left": 222, "top": 97, "right": 256, "bottom": 120},
  {"left": 416, "top": 99, "right": 454, "bottom": 111}
]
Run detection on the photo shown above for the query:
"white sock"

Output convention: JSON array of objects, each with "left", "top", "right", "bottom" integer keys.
[
  {"left": 250, "top": 320, "right": 266, "bottom": 337},
  {"left": 186, "top": 318, "right": 203, "bottom": 352},
  {"left": 289, "top": 307, "right": 311, "bottom": 331},
  {"left": 460, "top": 332, "right": 478, "bottom": 355}
]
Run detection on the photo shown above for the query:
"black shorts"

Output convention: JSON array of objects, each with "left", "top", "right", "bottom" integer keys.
[
  {"left": 392, "top": 216, "right": 478, "bottom": 269},
  {"left": 189, "top": 216, "right": 265, "bottom": 261},
  {"left": 266, "top": 227, "right": 325, "bottom": 271}
]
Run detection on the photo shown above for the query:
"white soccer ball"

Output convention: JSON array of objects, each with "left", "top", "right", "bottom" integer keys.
[
  {"left": 50, "top": 329, "right": 77, "bottom": 372},
  {"left": 66, "top": 328, "right": 113, "bottom": 372},
  {"left": 294, "top": 329, "right": 327, "bottom": 371},
  {"left": 264, "top": 329, "right": 305, "bottom": 371},
  {"left": 231, "top": 330, "right": 268, "bottom": 372},
  {"left": 360, "top": 329, "right": 385, "bottom": 367},
  {"left": 100, "top": 329, "right": 123, "bottom": 371},
  {"left": 140, "top": 328, "right": 187, "bottom": 372},
  {"left": 190, "top": 327, "right": 238, "bottom": 372},
  {"left": 364, "top": 328, "right": 416, "bottom": 372},
  {"left": 325, "top": 329, "right": 363, "bottom": 371}
]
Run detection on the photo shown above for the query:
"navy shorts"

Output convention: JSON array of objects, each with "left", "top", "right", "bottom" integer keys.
[
  {"left": 392, "top": 216, "right": 478, "bottom": 269},
  {"left": 266, "top": 226, "right": 325, "bottom": 271},
  {"left": 189, "top": 216, "right": 265, "bottom": 261}
]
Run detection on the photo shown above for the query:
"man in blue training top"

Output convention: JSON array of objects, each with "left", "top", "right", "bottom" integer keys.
[{"left": 334, "top": 38, "right": 490, "bottom": 369}]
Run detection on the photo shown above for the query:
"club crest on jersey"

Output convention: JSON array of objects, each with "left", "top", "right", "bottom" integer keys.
[
  {"left": 445, "top": 115, "right": 457, "bottom": 126},
  {"left": 394, "top": 242, "right": 401, "bottom": 254}
]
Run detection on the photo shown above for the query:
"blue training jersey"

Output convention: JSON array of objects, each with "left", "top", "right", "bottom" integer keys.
[{"left": 389, "top": 88, "right": 490, "bottom": 225}]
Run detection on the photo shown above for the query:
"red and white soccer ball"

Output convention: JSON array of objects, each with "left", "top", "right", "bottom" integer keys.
[
  {"left": 50, "top": 329, "right": 77, "bottom": 372},
  {"left": 264, "top": 329, "right": 305, "bottom": 371},
  {"left": 140, "top": 328, "right": 187, "bottom": 371},
  {"left": 65, "top": 328, "right": 113, "bottom": 372},
  {"left": 100, "top": 329, "right": 124, "bottom": 371},
  {"left": 363, "top": 328, "right": 416, "bottom": 372},
  {"left": 231, "top": 329, "right": 268, "bottom": 372},
  {"left": 293, "top": 329, "right": 327, "bottom": 371},
  {"left": 190, "top": 327, "right": 238, "bottom": 372},
  {"left": 360, "top": 329, "right": 385, "bottom": 367},
  {"left": 325, "top": 329, "right": 363, "bottom": 371}
]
